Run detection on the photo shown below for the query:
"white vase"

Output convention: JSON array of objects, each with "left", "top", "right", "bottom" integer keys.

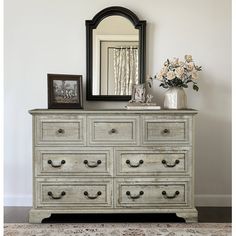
[{"left": 164, "top": 87, "right": 187, "bottom": 109}]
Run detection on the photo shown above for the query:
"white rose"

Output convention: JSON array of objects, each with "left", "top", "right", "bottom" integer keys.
[
  {"left": 191, "top": 70, "right": 198, "bottom": 80},
  {"left": 179, "top": 61, "right": 185, "bottom": 67},
  {"left": 157, "top": 67, "right": 168, "bottom": 79},
  {"left": 170, "top": 57, "right": 179, "bottom": 67},
  {"left": 186, "top": 62, "right": 194, "bottom": 71},
  {"left": 175, "top": 67, "right": 185, "bottom": 79},
  {"left": 185, "top": 55, "right": 193, "bottom": 63},
  {"left": 156, "top": 73, "right": 163, "bottom": 80},
  {"left": 167, "top": 71, "right": 176, "bottom": 80}
]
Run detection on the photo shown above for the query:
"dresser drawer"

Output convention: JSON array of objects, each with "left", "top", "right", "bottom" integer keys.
[
  {"left": 35, "top": 115, "right": 85, "bottom": 146},
  {"left": 88, "top": 116, "right": 139, "bottom": 146},
  {"left": 115, "top": 179, "right": 189, "bottom": 208},
  {"left": 35, "top": 148, "right": 113, "bottom": 176},
  {"left": 142, "top": 115, "right": 192, "bottom": 145},
  {"left": 36, "top": 179, "right": 112, "bottom": 208},
  {"left": 115, "top": 147, "right": 190, "bottom": 176}
]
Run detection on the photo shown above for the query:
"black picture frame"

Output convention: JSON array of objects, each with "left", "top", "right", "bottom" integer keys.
[
  {"left": 48, "top": 74, "right": 83, "bottom": 109},
  {"left": 86, "top": 6, "right": 146, "bottom": 101}
]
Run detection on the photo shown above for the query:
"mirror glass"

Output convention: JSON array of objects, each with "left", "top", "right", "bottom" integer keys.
[{"left": 92, "top": 16, "right": 139, "bottom": 96}]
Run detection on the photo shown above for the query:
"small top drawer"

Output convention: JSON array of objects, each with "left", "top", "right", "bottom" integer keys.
[
  {"left": 34, "top": 115, "right": 86, "bottom": 146},
  {"left": 142, "top": 115, "right": 192, "bottom": 145},
  {"left": 88, "top": 116, "right": 139, "bottom": 146}
]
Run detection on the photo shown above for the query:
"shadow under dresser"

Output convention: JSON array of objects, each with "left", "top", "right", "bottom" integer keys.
[{"left": 29, "top": 109, "right": 198, "bottom": 223}]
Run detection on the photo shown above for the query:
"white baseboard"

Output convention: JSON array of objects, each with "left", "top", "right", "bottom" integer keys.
[
  {"left": 4, "top": 195, "right": 32, "bottom": 207},
  {"left": 195, "top": 194, "right": 231, "bottom": 206},
  {"left": 4, "top": 194, "right": 231, "bottom": 207}
]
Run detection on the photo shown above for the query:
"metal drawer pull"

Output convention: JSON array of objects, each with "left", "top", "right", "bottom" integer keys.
[
  {"left": 126, "top": 191, "right": 144, "bottom": 199},
  {"left": 48, "top": 191, "right": 66, "bottom": 199},
  {"left": 109, "top": 128, "right": 117, "bottom": 134},
  {"left": 162, "top": 159, "right": 180, "bottom": 167},
  {"left": 84, "top": 160, "right": 102, "bottom": 168},
  {"left": 162, "top": 190, "right": 180, "bottom": 199},
  {"left": 48, "top": 160, "right": 66, "bottom": 168},
  {"left": 162, "top": 128, "right": 170, "bottom": 134},
  {"left": 84, "top": 191, "right": 102, "bottom": 199},
  {"left": 57, "top": 128, "right": 65, "bottom": 134},
  {"left": 126, "top": 159, "right": 144, "bottom": 168}
]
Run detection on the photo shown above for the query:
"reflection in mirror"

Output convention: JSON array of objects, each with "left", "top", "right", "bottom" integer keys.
[{"left": 93, "top": 16, "right": 139, "bottom": 96}]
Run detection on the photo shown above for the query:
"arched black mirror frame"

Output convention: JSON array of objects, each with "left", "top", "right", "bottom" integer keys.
[{"left": 86, "top": 6, "right": 146, "bottom": 101}]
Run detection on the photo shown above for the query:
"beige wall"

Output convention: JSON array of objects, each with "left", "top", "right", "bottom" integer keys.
[{"left": 4, "top": 0, "right": 231, "bottom": 206}]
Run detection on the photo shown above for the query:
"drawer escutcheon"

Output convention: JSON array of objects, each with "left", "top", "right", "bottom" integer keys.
[
  {"left": 162, "top": 190, "right": 180, "bottom": 199},
  {"left": 126, "top": 191, "right": 144, "bottom": 199},
  {"left": 48, "top": 160, "right": 66, "bottom": 168},
  {"left": 84, "top": 191, "right": 102, "bottom": 199},
  {"left": 48, "top": 191, "right": 66, "bottom": 199}
]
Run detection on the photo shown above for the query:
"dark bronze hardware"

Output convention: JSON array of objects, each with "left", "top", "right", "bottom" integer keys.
[
  {"left": 84, "top": 191, "right": 102, "bottom": 199},
  {"left": 163, "top": 128, "right": 170, "bottom": 134},
  {"left": 126, "top": 191, "right": 144, "bottom": 199},
  {"left": 84, "top": 160, "right": 102, "bottom": 168},
  {"left": 57, "top": 128, "right": 65, "bottom": 134},
  {"left": 48, "top": 191, "right": 66, "bottom": 199},
  {"left": 126, "top": 159, "right": 144, "bottom": 168},
  {"left": 162, "top": 159, "right": 180, "bottom": 167},
  {"left": 110, "top": 128, "right": 117, "bottom": 134},
  {"left": 48, "top": 160, "right": 66, "bottom": 168},
  {"left": 162, "top": 190, "right": 180, "bottom": 199}
]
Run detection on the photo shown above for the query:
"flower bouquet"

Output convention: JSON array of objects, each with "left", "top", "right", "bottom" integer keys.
[{"left": 148, "top": 55, "right": 202, "bottom": 91}]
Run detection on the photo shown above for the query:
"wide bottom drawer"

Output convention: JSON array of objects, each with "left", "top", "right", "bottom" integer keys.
[
  {"left": 115, "top": 179, "right": 190, "bottom": 208},
  {"left": 36, "top": 178, "right": 112, "bottom": 208}
]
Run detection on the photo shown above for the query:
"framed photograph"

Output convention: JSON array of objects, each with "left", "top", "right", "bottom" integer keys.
[
  {"left": 129, "top": 83, "right": 146, "bottom": 103},
  {"left": 48, "top": 74, "right": 83, "bottom": 109}
]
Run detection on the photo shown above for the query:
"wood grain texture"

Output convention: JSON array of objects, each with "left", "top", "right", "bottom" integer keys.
[{"left": 29, "top": 109, "right": 198, "bottom": 223}]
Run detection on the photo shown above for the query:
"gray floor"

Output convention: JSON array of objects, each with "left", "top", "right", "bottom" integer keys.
[{"left": 4, "top": 207, "right": 231, "bottom": 223}]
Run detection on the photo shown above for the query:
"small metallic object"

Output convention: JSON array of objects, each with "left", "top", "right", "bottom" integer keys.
[
  {"left": 48, "top": 191, "right": 66, "bottom": 199},
  {"left": 57, "top": 128, "right": 65, "bottom": 134},
  {"left": 162, "top": 159, "right": 180, "bottom": 167},
  {"left": 126, "top": 159, "right": 144, "bottom": 168},
  {"left": 163, "top": 128, "right": 170, "bottom": 134},
  {"left": 162, "top": 190, "right": 180, "bottom": 199},
  {"left": 110, "top": 128, "right": 117, "bottom": 134},
  {"left": 126, "top": 190, "right": 144, "bottom": 199},
  {"left": 84, "top": 160, "right": 102, "bottom": 168},
  {"left": 48, "top": 160, "right": 66, "bottom": 168},
  {"left": 84, "top": 191, "right": 102, "bottom": 199}
]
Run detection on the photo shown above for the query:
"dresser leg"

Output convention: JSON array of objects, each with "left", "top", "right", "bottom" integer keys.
[
  {"left": 176, "top": 211, "right": 198, "bottom": 223},
  {"left": 29, "top": 209, "right": 52, "bottom": 223}
]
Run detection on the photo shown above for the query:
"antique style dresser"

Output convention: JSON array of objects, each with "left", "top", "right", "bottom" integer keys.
[{"left": 29, "top": 109, "right": 198, "bottom": 223}]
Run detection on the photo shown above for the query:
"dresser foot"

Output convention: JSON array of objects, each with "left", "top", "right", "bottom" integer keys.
[
  {"left": 29, "top": 209, "right": 52, "bottom": 223},
  {"left": 176, "top": 211, "right": 198, "bottom": 223}
]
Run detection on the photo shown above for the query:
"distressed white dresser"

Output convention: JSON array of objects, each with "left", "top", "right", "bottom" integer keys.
[{"left": 29, "top": 109, "right": 198, "bottom": 223}]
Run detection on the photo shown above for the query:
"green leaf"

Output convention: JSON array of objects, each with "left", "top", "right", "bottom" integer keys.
[{"left": 193, "top": 84, "right": 199, "bottom": 91}]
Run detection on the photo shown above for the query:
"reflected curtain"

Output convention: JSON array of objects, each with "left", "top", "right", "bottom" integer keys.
[{"left": 113, "top": 47, "right": 138, "bottom": 95}]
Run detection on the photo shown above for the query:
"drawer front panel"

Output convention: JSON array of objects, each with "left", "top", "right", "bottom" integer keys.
[
  {"left": 36, "top": 179, "right": 112, "bottom": 207},
  {"left": 35, "top": 115, "right": 85, "bottom": 146},
  {"left": 35, "top": 148, "right": 113, "bottom": 176},
  {"left": 142, "top": 115, "right": 191, "bottom": 145},
  {"left": 88, "top": 116, "right": 139, "bottom": 145},
  {"left": 115, "top": 180, "right": 189, "bottom": 208},
  {"left": 115, "top": 148, "right": 190, "bottom": 176}
]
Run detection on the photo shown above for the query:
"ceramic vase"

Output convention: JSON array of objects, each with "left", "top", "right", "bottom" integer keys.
[{"left": 164, "top": 87, "right": 187, "bottom": 109}]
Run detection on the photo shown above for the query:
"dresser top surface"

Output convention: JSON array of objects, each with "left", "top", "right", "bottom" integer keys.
[{"left": 29, "top": 109, "right": 198, "bottom": 115}]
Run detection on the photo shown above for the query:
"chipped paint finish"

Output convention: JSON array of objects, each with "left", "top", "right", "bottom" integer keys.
[{"left": 29, "top": 109, "right": 198, "bottom": 223}]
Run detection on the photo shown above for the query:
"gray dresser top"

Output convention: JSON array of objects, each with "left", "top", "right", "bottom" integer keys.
[{"left": 29, "top": 109, "right": 198, "bottom": 115}]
